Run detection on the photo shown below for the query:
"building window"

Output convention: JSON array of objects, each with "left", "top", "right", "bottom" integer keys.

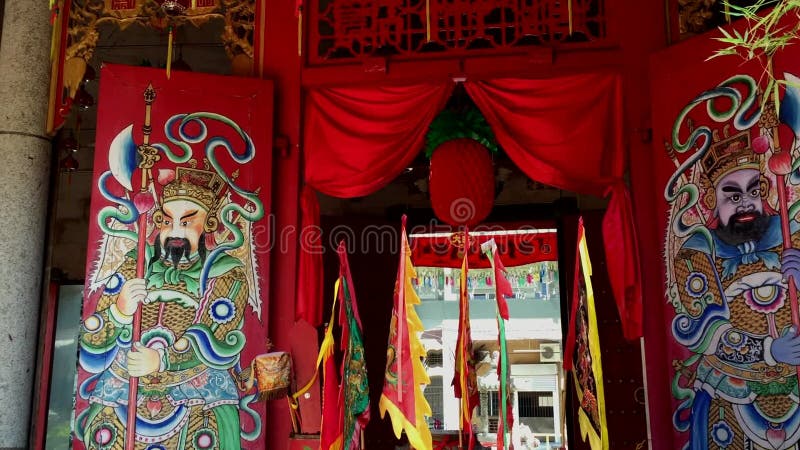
[
  {"left": 424, "top": 376, "right": 444, "bottom": 430},
  {"left": 488, "top": 417, "right": 499, "bottom": 434},
  {"left": 425, "top": 350, "right": 443, "bottom": 368},
  {"left": 489, "top": 391, "right": 500, "bottom": 416},
  {"left": 480, "top": 390, "right": 501, "bottom": 416},
  {"left": 518, "top": 391, "right": 554, "bottom": 418},
  {"left": 482, "top": 390, "right": 502, "bottom": 433}
]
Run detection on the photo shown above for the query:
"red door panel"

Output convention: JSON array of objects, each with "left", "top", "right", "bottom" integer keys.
[{"left": 74, "top": 64, "right": 273, "bottom": 450}]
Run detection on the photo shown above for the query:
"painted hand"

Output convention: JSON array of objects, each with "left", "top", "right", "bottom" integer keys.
[
  {"left": 116, "top": 278, "right": 147, "bottom": 316},
  {"left": 782, "top": 248, "right": 800, "bottom": 290},
  {"left": 771, "top": 327, "right": 800, "bottom": 365},
  {"left": 127, "top": 342, "right": 160, "bottom": 377}
]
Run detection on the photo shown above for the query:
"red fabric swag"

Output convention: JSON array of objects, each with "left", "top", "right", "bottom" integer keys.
[
  {"left": 304, "top": 82, "right": 454, "bottom": 197},
  {"left": 300, "top": 82, "right": 453, "bottom": 326},
  {"left": 297, "top": 186, "right": 324, "bottom": 327},
  {"left": 299, "top": 75, "right": 642, "bottom": 340},
  {"left": 465, "top": 74, "right": 642, "bottom": 339}
]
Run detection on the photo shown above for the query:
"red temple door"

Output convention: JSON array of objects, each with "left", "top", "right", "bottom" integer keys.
[
  {"left": 73, "top": 64, "right": 273, "bottom": 450},
  {"left": 643, "top": 16, "right": 800, "bottom": 450},
  {"left": 561, "top": 212, "right": 649, "bottom": 450}
]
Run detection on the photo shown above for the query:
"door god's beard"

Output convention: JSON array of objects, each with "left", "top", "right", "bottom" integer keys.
[
  {"left": 149, "top": 233, "right": 207, "bottom": 270},
  {"left": 163, "top": 237, "right": 191, "bottom": 266},
  {"left": 715, "top": 212, "right": 771, "bottom": 246}
]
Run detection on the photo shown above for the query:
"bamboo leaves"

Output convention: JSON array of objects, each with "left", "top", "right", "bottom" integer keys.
[{"left": 710, "top": 1, "right": 800, "bottom": 109}]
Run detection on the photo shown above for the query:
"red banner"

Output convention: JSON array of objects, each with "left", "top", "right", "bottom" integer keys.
[
  {"left": 410, "top": 230, "right": 558, "bottom": 268},
  {"left": 74, "top": 64, "right": 273, "bottom": 450},
  {"left": 563, "top": 218, "right": 607, "bottom": 450},
  {"left": 379, "top": 219, "right": 433, "bottom": 450}
]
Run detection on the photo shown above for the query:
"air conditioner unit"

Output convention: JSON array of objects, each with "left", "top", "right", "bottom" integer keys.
[{"left": 539, "top": 343, "right": 562, "bottom": 363}]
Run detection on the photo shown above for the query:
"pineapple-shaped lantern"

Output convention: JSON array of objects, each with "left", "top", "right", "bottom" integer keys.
[{"left": 426, "top": 107, "right": 498, "bottom": 227}]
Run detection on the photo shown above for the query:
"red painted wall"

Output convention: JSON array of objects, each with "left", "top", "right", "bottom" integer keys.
[
  {"left": 260, "top": 0, "right": 303, "bottom": 448},
  {"left": 619, "top": 1, "right": 673, "bottom": 449}
]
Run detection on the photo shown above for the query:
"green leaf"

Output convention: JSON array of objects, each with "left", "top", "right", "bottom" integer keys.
[
  {"left": 707, "top": 47, "right": 739, "bottom": 61},
  {"left": 718, "top": 26, "right": 735, "bottom": 40},
  {"left": 425, "top": 107, "right": 499, "bottom": 157},
  {"left": 715, "top": 37, "right": 744, "bottom": 44}
]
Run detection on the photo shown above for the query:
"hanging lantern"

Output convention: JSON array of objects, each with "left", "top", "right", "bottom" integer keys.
[
  {"left": 59, "top": 131, "right": 78, "bottom": 155},
  {"left": 58, "top": 131, "right": 79, "bottom": 185},
  {"left": 82, "top": 64, "right": 96, "bottom": 83},
  {"left": 60, "top": 154, "right": 79, "bottom": 174},
  {"left": 75, "top": 84, "right": 94, "bottom": 110},
  {"left": 426, "top": 107, "right": 497, "bottom": 227},
  {"left": 60, "top": 151, "right": 79, "bottom": 172}
]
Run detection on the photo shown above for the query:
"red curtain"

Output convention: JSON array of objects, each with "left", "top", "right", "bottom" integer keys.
[
  {"left": 299, "top": 74, "right": 642, "bottom": 339},
  {"left": 299, "top": 82, "right": 453, "bottom": 325},
  {"left": 465, "top": 74, "right": 642, "bottom": 339},
  {"left": 297, "top": 185, "right": 323, "bottom": 326},
  {"left": 304, "top": 82, "right": 454, "bottom": 197}
]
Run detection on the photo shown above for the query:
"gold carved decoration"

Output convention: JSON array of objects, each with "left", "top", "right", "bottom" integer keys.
[
  {"left": 49, "top": 0, "right": 255, "bottom": 133},
  {"left": 677, "top": 0, "right": 731, "bottom": 38},
  {"left": 220, "top": 0, "right": 256, "bottom": 73}
]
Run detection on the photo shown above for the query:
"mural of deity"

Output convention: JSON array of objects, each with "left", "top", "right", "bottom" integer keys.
[
  {"left": 73, "top": 65, "right": 272, "bottom": 450},
  {"left": 665, "top": 73, "right": 800, "bottom": 449}
]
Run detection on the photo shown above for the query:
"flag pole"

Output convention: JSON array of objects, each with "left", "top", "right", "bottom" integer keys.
[
  {"left": 559, "top": 370, "right": 567, "bottom": 447},
  {"left": 397, "top": 216, "right": 407, "bottom": 401},
  {"left": 459, "top": 225, "right": 469, "bottom": 450},
  {"left": 481, "top": 239, "right": 512, "bottom": 450}
]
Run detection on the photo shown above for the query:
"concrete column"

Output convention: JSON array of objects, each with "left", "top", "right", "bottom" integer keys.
[{"left": 0, "top": 0, "right": 53, "bottom": 447}]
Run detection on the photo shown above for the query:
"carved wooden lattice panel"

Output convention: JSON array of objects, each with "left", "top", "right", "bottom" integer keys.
[{"left": 308, "top": 0, "right": 607, "bottom": 65}]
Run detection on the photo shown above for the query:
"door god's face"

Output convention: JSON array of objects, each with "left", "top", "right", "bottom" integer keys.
[
  {"left": 714, "top": 168, "right": 763, "bottom": 227},
  {"left": 159, "top": 198, "right": 209, "bottom": 255}
]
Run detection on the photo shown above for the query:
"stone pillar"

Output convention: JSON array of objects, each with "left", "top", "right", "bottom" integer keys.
[{"left": 0, "top": 1, "right": 53, "bottom": 447}]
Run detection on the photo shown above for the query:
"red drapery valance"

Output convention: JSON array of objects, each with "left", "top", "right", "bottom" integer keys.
[
  {"left": 299, "top": 74, "right": 642, "bottom": 339},
  {"left": 465, "top": 74, "right": 641, "bottom": 339},
  {"left": 304, "top": 83, "right": 454, "bottom": 197}
]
